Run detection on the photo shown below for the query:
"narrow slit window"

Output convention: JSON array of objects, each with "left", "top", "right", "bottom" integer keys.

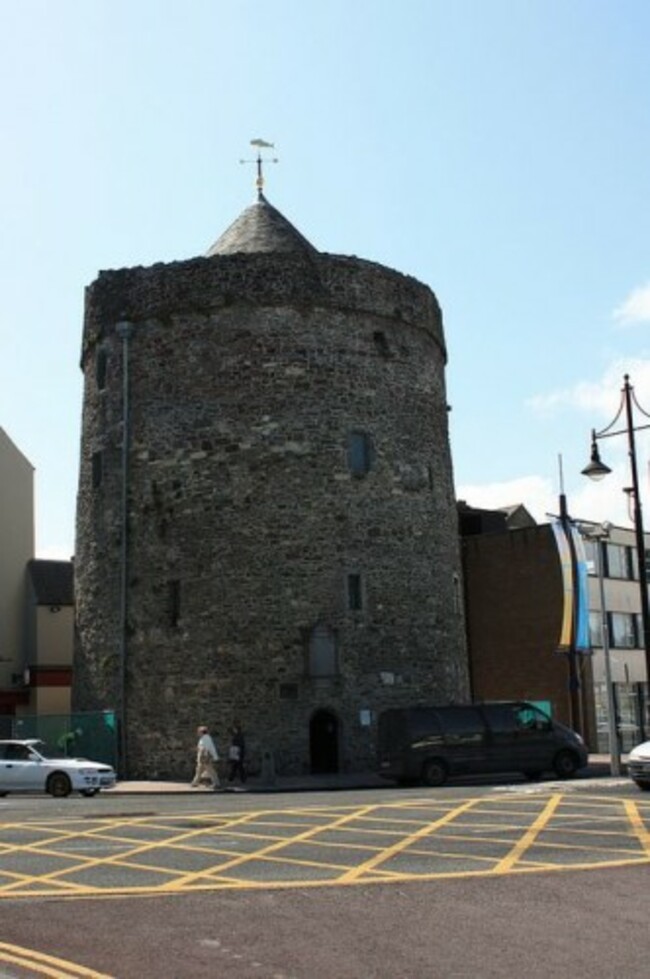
[
  {"left": 347, "top": 431, "right": 372, "bottom": 477},
  {"left": 373, "top": 330, "right": 391, "bottom": 357},
  {"left": 347, "top": 573, "right": 363, "bottom": 611},
  {"left": 168, "top": 580, "right": 181, "bottom": 628},
  {"left": 96, "top": 348, "right": 108, "bottom": 390}
]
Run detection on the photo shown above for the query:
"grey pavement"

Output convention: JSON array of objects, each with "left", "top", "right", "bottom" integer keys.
[
  {"left": 108, "top": 771, "right": 388, "bottom": 795},
  {"left": 107, "top": 753, "right": 630, "bottom": 794}
]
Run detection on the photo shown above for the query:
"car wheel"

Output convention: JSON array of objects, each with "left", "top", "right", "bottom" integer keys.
[
  {"left": 47, "top": 772, "right": 72, "bottom": 798},
  {"left": 421, "top": 758, "right": 448, "bottom": 787},
  {"left": 553, "top": 750, "right": 579, "bottom": 779},
  {"left": 81, "top": 789, "right": 99, "bottom": 797},
  {"left": 0, "top": 792, "right": 7, "bottom": 797},
  {"left": 633, "top": 780, "right": 650, "bottom": 792},
  {"left": 523, "top": 770, "right": 543, "bottom": 781}
]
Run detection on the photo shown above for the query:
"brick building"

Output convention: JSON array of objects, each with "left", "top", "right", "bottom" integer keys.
[
  {"left": 73, "top": 190, "right": 470, "bottom": 778},
  {"left": 461, "top": 509, "right": 596, "bottom": 746}
]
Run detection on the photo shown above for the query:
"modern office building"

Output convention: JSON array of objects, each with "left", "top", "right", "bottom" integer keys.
[{"left": 580, "top": 520, "right": 650, "bottom": 750}]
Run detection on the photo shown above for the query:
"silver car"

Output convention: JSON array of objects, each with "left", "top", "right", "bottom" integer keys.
[
  {"left": 627, "top": 740, "right": 650, "bottom": 791},
  {"left": 0, "top": 739, "right": 116, "bottom": 798}
]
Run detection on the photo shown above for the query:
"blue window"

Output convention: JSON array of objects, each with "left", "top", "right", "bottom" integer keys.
[{"left": 347, "top": 432, "right": 372, "bottom": 476}]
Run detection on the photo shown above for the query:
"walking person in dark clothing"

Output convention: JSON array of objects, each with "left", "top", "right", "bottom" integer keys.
[{"left": 227, "top": 723, "right": 246, "bottom": 785}]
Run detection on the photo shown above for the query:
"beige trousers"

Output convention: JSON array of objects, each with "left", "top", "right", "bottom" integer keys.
[{"left": 192, "top": 749, "right": 220, "bottom": 788}]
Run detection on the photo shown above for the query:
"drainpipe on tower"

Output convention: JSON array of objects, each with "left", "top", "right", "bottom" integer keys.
[{"left": 116, "top": 320, "right": 134, "bottom": 778}]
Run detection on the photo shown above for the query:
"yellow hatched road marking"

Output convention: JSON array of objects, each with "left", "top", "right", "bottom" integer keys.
[
  {"left": 337, "top": 798, "right": 479, "bottom": 882},
  {"left": 160, "top": 803, "right": 379, "bottom": 889},
  {"left": 625, "top": 799, "right": 650, "bottom": 856},
  {"left": 492, "top": 794, "right": 562, "bottom": 872},
  {"left": 1, "top": 793, "right": 649, "bottom": 899},
  {"left": 0, "top": 942, "right": 113, "bottom": 978},
  {"left": 0, "top": 810, "right": 260, "bottom": 894}
]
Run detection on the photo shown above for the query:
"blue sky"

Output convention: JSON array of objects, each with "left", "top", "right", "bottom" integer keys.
[{"left": 1, "top": 0, "right": 649, "bottom": 558}]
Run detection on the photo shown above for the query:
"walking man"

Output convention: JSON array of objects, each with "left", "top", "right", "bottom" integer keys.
[{"left": 191, "top": 725, "right": 220, "bottom": 790}]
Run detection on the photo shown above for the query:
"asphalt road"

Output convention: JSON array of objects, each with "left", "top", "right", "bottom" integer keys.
[{"left": 0, "top": 778, "right": 648, "bottom": 979}]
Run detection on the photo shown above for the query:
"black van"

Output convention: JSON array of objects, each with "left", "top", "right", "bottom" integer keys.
[{"left": 378, "top": 701, "right": 588, "bottom": 786}]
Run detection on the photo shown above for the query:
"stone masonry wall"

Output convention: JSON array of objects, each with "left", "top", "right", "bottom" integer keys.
[{"left": 74, "top": 250, "right": 470, "bottom": 778}]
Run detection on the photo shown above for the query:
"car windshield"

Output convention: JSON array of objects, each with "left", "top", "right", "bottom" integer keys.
[{"left": 27, "top": 741, "right": 65, "bottom": 760}]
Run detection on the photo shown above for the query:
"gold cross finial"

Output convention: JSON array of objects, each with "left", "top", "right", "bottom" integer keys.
[{"left": 240, "top": 139, "right": 279, "bottom": 199}]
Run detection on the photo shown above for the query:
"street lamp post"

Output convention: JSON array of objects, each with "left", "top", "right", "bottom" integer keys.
[
  {"left": 582, "top": 374, "right": 650, "bottom": 732},
  {"left": 578, "top": 523, "right": 621, "bottom": 776}
]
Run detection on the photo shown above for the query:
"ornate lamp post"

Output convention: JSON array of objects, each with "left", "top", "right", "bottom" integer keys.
[{"left": 582, "top": 374, "right": 650, "bottom": 725}]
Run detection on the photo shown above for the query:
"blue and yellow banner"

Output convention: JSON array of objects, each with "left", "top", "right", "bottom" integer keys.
[{"left": 552, "top": 520, "right": 590, "bottom": 654}]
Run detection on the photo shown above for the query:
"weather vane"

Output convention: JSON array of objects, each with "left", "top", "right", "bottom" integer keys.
[{"left": 240, "top": 138, "right": 278, "bottom": 198}]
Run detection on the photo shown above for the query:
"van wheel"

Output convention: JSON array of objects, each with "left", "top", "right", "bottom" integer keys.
[
  {"left": 553, "top": 750, "right": 579, "bottom": 779},
  {"left": 421, "top": 758, "right": 448, "bottom": 787},
  {"left": 634, "top": 781, "right": 650, "bottom": 791},
  {"left": 47, "top": 773, "right": 72, "bottom": 798}
]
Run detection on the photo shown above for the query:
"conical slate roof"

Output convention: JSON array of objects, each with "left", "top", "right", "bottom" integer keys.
[{"left": 206, "top": 193, "right": 317, "bottom": 257}]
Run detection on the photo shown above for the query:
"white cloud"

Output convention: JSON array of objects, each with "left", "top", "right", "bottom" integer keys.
[
  {"left": 456, "top": 475, "right": 557, "bottom": 523},
  {"left": 527, "top": 357, "right": 650, "bottom": 420},
  {"left": 614, "top": 283, "right": 650, "bottom": 325},
  {"left": 527, "top": 380, "right": 612, "bottom": 418}
]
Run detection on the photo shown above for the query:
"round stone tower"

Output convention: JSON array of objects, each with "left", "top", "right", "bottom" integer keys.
[{"left": 74, "top": 191, "right": 469, "bottom": 777}]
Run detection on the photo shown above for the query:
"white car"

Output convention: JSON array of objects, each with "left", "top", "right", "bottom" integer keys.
[
  {"left": 627, "top": 740, "right": 650, "bottom": 792},
  {"left": 0, "top": 739, "right": 116, "bottom": 798}
]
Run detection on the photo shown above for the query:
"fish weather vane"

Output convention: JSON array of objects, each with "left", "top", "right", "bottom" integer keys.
[{"left": 240, "top": 138, "right": 278, "bottom": 198}]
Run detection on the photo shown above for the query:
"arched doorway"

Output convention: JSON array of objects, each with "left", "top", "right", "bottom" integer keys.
[{"left": 310, "top": 709, "right": 339, "bottom": 774}]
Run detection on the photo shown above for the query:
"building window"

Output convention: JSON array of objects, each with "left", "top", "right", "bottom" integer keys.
[
  {"left": 629, "top": 548, "right": 650, "bottom": 581},
  {"left": 91, "top": 451, "right": 103, "bottom": 488},
  {"left": 583, "top": 538, "right": 600, "bottom": 573},
  {"left": 346, "top": 431, "right": 372, "bottom": 477},
  {"left": 307, "top": 623, "right": 338, "bottom": 677},
  {"left": 604, "top": 543, "right": 632, "bottom": 580},
  {"left": 168, "top": 580, "right": 181, "bottom": 628},
  {"left": 347, "top": 573, "right": 363, "bottom": 611},
  {"left": 279, "top": 683, "right": 299, "bottom": 700},
  {"left": 373, "top": 331, "right": 391, "bottom": 357},
  {"left": 589, "top": 610, "right": 603, "bottom": 647},
  {"left": 608, "top": 612, "right": 636, "bottom": 648},
  {"left": 95, "top": 348, "right": 108, "bottom": 390}
]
